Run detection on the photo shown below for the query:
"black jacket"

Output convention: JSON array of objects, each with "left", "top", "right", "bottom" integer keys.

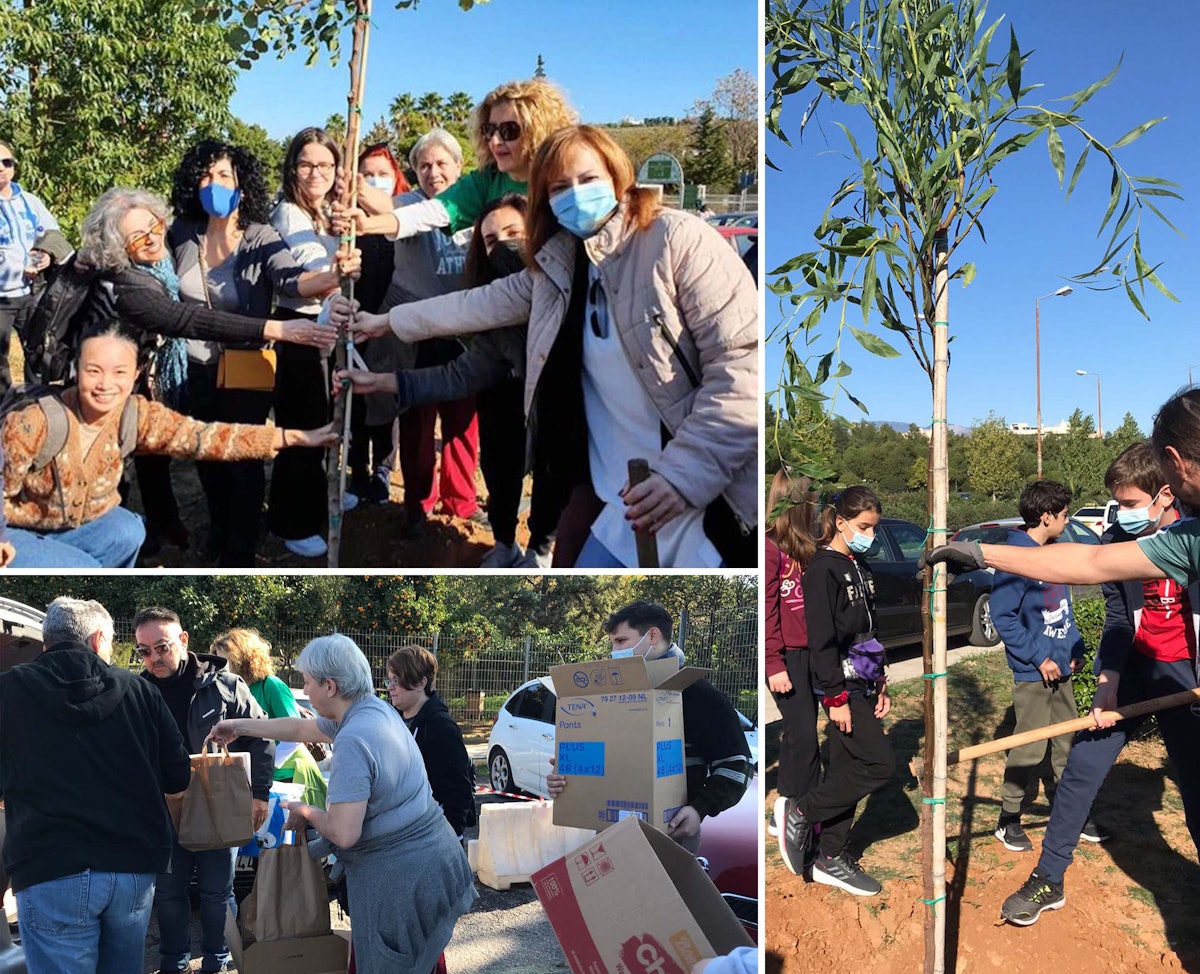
[
  {"left": 404, "top": 693, "right": 476, "bottom": 836},
  {"left": 0, "top": 642, "right": 192, "bottom": 892},
  {"left": 681, "top": 677, "right": 753, "bottom": 820},
  {"left": 802, "top": 546, "right": 878, "bottom": 696}
]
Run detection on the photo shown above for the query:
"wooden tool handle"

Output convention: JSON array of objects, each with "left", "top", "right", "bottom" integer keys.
[
  {"left": 627, "top": 458, "right": 659, "bottom": 569},
  {"left": 947, "top": 686, "right": 1200, "bottom": 765}
]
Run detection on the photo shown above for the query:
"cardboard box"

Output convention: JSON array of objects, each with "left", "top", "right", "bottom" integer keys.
[
  {"left": 533, "top": 816, "right": 753, "bottom": 974},
  {"left": 548, "top": 656, "right": 706, "bottom": 833},
  {"left": 224, "top": 908, "right": 348, "bottom": 974}
]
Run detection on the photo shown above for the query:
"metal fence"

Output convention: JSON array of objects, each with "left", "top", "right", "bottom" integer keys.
[{"left": 114, "top": 604, "right": 759, "bottom": 727}]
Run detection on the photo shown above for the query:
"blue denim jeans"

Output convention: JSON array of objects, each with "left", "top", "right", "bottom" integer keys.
[
  {"left": 8, "top": 505, "right": 145, "bottom": 568},
  {"left": 154, "top": 841, "right": 237, "bottom": 972},
  {"left": 16, "top": 870, "right": 156, "bottom": 974},
  {"left": 575, "top": 532, "right": 627, "bottom": 568}
]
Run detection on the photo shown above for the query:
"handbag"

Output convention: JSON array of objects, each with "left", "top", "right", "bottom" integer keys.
[
  {"left": 239, "top": 830, "right": 331, "bottom": 944},
  {"left": 845, "top": 637, "right": 887, "bottom": 683},
  {"left": 177, "top": 744, "right": 255, "bottom": 851},
  {"left": 216, "top": 347, "right": 277, "bottom": 391}
]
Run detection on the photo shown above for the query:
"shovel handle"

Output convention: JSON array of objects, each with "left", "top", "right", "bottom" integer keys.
[{"left": 628, "top": 458, "right": 659, "bottom": 569}]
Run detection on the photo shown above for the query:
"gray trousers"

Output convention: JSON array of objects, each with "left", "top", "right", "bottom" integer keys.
[{"left": 1001, "top": 677, "right": 1077, "bottom": 816}]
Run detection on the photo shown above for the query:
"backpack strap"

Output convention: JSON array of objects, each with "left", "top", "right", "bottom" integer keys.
[
  {"left": 31, "top": 395, "right": 70, "bottom": 471},
  {"left": 117, "top": 396, "right": 139, "bottom": 460}
]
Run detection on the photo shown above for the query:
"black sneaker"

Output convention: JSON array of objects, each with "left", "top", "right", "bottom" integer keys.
[
  {"left": 812, "top": 853, "right": 882, "bottom": 896},
  {"left": 1078, "top": 817, "right": 1110, "bottom": 843},
  {"left": 777, "top": 797, "right": 812, "bottom": 876},
  {"left": 995, "top": 816, "right": 1033, "bottom": 852},
  {"left": 1000, "top": 869, "right": 1066, "bottom": 925}
]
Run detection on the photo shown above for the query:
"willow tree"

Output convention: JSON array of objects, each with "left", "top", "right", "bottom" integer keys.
[{"left": 765, "top": 2, "right": 1179, "bottom": 971}]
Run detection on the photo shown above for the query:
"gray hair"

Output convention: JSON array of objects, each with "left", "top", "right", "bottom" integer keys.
[
  {"left": 78, "top": 187, "right": 170, "bottom": 272},
  {"left": 409, "top": 128, "right": 463, "bottom": 171},
  {"left": 296, "top": 634, "right": 374, "bottom": 701},
  {"left": 42, "top": 597, "right": 114, "bottom": 648}
]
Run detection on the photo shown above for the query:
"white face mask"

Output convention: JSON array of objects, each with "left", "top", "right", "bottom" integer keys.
[{"left": 364, "top": 174, "right": 395, "bottom": 195}]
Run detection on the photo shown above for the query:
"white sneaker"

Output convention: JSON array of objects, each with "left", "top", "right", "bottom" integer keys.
[
  {"left": 284, "top": 535, "right": 328, "bottom": 558},
  {"left": 514, "top": 548, "right": 553, "bottom": 569},
  {"left": 342, "top": 491, "right": 359, "bottom": 513},
  {"left": 479, "top": 542, "right": 523, "bottom": 568}
]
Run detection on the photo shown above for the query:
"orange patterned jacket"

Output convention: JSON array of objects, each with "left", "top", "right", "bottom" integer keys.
[{"left": 3, "top": 389, "right": 278, "bottom": 531}]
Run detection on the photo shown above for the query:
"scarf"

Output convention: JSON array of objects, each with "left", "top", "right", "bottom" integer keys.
[{"left": 145, "top": 256, "right": 188, "bottom": 407}]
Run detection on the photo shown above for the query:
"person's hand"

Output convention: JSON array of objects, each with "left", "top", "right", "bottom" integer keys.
[
  {"left": 205, "top": 719, "right": 241, "bottom": 747},
  {"left": 282, "top": 801, "right": 309, "bottom": 832},
  {"left": 332, "top": 368, "right": 398, "bottom": 398},
  {"left": 335, "top": 245, "right": 362, "bottom": 281},
  {"left": 24, "top": 250, "right": 50, "bottom": 277},
  {"left": 330, "top": 200, "right": 368, "bottom": 237},
  {"left": 874, "top": 687, "right": 891, "bottom": 719},
  {"left": 252, "top": 798, "right": 269, "bottom": 831},
  {"left": 1070, "top": 657, "right": 1085, "bottom": 675},
  {"left": 767, "top": 671, "right": 792, "bottom": 695},
  {"left": 667, "top": 804, "right": 702, "bottom": 840},
  {"left": 0, "top": 540, "right": 15, "bottom": 568},
  {"left": 1037, "top": 657, "right": 1062, "bottom": 686},
  {"left": 622, "top": 472, "right": 688, "bottom": 534},
  {"left": 289, "top": 423, "right": 340, "bottom": 449},
  {"left": 281, "top": 317, "right": 337, "bottom": 353},
  {"left": 348, "top": 313, "right": 390, "bottom": 342},
  {"left": 827, "top": 702, "right": 852, "bottom": 734},
  {"left": 547, "top": 769, "right": 567, "bottom": 798},
  {"left": 918, "top": 541, "right": 987, "bottom": 573},
  {"left": 1091, "top": 675, "right": 1120, "bottom": 729}
]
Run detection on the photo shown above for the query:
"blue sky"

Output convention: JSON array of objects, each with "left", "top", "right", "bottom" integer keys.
[
  {"left": 231, "top": 0, "right": 758, "bottom": 137},
  {"left": 765, "top": 0, "right": 1199, "bottom": 434}
]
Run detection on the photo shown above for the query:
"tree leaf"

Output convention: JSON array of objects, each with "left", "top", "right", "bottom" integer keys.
[
  {"left": 1005, "top": 25, "right": 1022, "bottom": 105},
  {"left": 1066, "top": 143, "right": 1090, "bottom": 200},
  {"left": 1046, "top": 125, "right": 1065, "bottom": 187},
  {"left": 850, "top": 327, "right": 902, "bottom": 358},
  {"left": 845, "top": 391, "right": 870, "bottom": 414},
  {"left": 1112, "top": 117, "right": 1167, "bottom": 150}
]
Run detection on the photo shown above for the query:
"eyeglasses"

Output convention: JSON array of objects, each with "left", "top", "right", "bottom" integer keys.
[
  {"left": 125, "top": 217, "right": 166, "bottom": 251},
  {"left": 136, "top": 640, "right": 176, "bottom": 658},
  {"left": 296, "top": 161, "right": 335, "bottom": 176},
  {"left": 385, "top": 676, "right": 411, "bottom": 690},
  {"left": 481, "top": 121, "right": 521, "bottom": 143},
  {"left": 0, "top": 158, "right": 14, "bottom": 169}
]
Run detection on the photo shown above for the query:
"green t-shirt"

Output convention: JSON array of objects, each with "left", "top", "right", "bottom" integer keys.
[
  {"left": 249, "top": 674, "right": 302, "bottom": 782},
  {"left": 1136, "top": 517, "right": 1200, "bottom": 585},
  {"left": 437, "top": 166, "right": 526, "bottom": 234}
]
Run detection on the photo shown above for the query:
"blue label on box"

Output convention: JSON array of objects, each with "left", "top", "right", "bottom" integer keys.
[
  {"left": 558, "top": 741, "right": 605, "bottom": 777},
  {"left": 656, "top": 739, "right": 684, "bottom": 778}
]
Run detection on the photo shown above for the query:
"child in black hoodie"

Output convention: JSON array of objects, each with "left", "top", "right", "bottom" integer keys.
[{"left": 782, "top": 485, "right": 896, "bottom": 896}]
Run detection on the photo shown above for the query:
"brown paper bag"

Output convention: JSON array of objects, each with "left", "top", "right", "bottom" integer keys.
[
  {"left": 240, "top": 832, "right": 331, "bottom": 944},
  {"left": 178, "top": 744, "right": 255, "bottom": 852},
  {"left": 217, "top": 347, "right": 277, "bottom": 391}
]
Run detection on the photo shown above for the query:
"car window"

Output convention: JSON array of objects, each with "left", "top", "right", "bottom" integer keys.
[
  {"left": 1075, "top": 507, "right": 1104, "bottom": 518},
  {"left": 514, "top": 684, "right": 553, "bottom": 723},
  {"left": 884, "top": 521, "right": 928, "bottom": 562},
  {"left": 955, "top": 525, "right": 1015, "bottom": 545},
  {"left": 1063, "top": 519, "right": 1101, "bottom": 545}
]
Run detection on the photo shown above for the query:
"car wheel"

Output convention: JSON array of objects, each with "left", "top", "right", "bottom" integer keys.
[
  {"left": 971, "top": 593, "right": 1001, "bottom": 646},
  {"left": 489, "top": 747, "right": 513, "bottom": 794}
]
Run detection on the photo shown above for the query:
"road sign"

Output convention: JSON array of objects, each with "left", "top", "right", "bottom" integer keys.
[{"left": 637, "top": 153, "right": 684, "bottom": 185}]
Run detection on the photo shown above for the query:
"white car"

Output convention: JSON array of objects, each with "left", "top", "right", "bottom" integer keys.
[{"left": 486, "top": 678, "right": 759, "bottom": 798}]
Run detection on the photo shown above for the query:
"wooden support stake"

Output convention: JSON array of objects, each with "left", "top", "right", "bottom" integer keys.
[{"left": 627, "top": 458, "right": 659, "bottom": 568}]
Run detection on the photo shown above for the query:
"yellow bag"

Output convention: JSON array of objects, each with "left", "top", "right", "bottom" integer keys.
[{"left": 217, "top": 348, "right": 277, "bottom": 391}]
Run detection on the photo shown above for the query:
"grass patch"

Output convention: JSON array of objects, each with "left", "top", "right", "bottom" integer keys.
[{"left": 1128, "top": 886, "right": 1156, "bottom": 908}]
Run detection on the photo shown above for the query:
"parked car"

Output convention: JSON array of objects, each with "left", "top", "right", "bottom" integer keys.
[
  {"left": 695, "top": 778, "right": 758, "bottom": 940},
  {"left": 861, "top": 518, "right": 1000, "bottom": 649},
  {"left": 1073, "top": 505, "right": 1109, "bottom": 535},
  {"left": 952, "top": 516, "right": 1103, "bottom": 548},
  {"left": 705, "top": 211, "right": 757, "bottom": 228},
  {"left": 486, "top": 678, "right": 758, "bottom": 799}
]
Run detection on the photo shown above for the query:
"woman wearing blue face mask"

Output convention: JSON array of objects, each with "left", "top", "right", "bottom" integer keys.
[
  {"left": 791, "top": 485, "right": 897, "bottom": 897},
  {"left": 168, "top": 139, "right": 355, "bottom": 565},
  {"left": 335, "top": 124, "right": 758, "bottom": 568}
]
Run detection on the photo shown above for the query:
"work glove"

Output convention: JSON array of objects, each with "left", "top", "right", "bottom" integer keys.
[{"left": 918, "top": 540, "right": 987, "bottom": 573}]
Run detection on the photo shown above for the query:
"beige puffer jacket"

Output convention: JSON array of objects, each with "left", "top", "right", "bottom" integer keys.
[{"left": 383, "top": 203, "right": 759, "bottom": 532}]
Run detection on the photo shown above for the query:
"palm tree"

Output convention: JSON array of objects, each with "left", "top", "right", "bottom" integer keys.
[
  {"left": 388, "top": 92, "right": 417, "bottom": 142},
  {"left": 417, "top": 91, "right": 444, "bottom": 128},
  {"left": 446, "top": 91, "right": 474, "bottom": 127}
]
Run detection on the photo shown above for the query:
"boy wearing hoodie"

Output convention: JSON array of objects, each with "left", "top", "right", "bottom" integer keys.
[
  {"left": 991, "top": 480, "right": 1087, "bottom": 852},
  {"left": 0, "top": 597, "right": 191, "bottom": 973}
]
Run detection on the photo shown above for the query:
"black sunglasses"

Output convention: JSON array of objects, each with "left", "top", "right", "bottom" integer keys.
[
  {"left": 481, "top": 121, "right": 521, "bottom": 143},
  {"left": 0, "top": 158, "right": 14, "bottom": 169}
]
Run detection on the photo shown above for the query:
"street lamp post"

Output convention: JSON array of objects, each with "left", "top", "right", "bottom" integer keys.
[
  {"left": 1035, "top": 286, "right": 1073, "bottom": 478},
  {"left": 1075, "top": 370, "right": 1103, "bottom": 437}
]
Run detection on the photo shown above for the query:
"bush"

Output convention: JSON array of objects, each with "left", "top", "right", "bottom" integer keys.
[
  {"left": 877, "top": 492, "right": 1022, "bottom": 534},
  {"left": 1072, "top": 596, "right": 1105, "bottom": 716}
]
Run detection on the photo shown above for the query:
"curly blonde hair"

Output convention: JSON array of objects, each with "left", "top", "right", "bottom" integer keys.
[
  {"left": 471, "top": 78, "right": 577, "bottom": 175},
  {"left": 210, "top": 628, "right": 274, "bottom": 684}
]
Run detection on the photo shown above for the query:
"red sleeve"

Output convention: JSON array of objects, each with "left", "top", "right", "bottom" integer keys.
[{"left": 765, "top": 538, "right": 787, "bottom": 677}]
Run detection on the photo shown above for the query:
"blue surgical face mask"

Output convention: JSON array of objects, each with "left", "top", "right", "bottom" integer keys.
[
  {"left": 841, "top": 525, "right": 875, "bottom": 555},
  {"left": 364, "top": 174, "right": 395, "bottom": 195},
  {"left": 612, "top": 631, "right": 650, "bottom": 659},
  {"left": 1116, "top": 491, "right": 1165, "bottom": 536},
  {"left": 549, "top": 182, "right": 618, "bottom": 238},
  {"left": 199, "top": 183, "right": 241, "bottom": 219}
]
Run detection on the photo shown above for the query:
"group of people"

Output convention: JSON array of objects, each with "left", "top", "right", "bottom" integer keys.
[
  {"left": 0, "top": 74, "right": 758, "bottom": 570},
  {"left": 767, "top": 385, "right": 1200, "bottom": 924}
]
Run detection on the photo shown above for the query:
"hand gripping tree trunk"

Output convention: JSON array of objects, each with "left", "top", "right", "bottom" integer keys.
[{"left": 326, "top": 0, "right": 372, "bottom": 568}]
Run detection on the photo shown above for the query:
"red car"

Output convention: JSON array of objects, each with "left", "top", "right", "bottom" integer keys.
[{"left": 696, "top": 777, "right": 759, "bottom": 941}]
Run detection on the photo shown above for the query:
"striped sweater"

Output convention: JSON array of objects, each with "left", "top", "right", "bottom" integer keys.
[{"left": 3, "top": 389, "right": 278, "bottom": 531}]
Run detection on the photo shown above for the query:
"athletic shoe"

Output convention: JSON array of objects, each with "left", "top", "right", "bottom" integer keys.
[
  {"left": 812, "top": 853, "right": 882, "bottom": 896},
  {"left": 366, "top": 471, "right": 391, "bottom": 504},
  {"left": 480, "top": 542, "right": 524, "bottom": 568},
  {"left": 284, "top": 534, "right": 327, "bottom": 558},
  {"left": 994, "top": 816, "right": 1033, "bottom": 852},
  {"left": 777, "top": 797, "right": 812, "bottom": 876},
  {"left": 1000, "top": 869, "right": 1066, "bottom": 926},
  {"left": 342, "top": 491, "right": 359, "bottom": 513},
  {"left": 1078, "top": 817, "right": 1110, "bottom": 843},
  {"left": 515, "top": 548, "right": 553, "bottom": 569}
]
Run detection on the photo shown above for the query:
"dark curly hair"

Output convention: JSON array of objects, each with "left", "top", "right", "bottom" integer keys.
[
  {"left": 170, "top": 139, "right": 271, "bottom": 230},
  {"left": 464, "top": 192, "right": 528, "bottom": 288}
]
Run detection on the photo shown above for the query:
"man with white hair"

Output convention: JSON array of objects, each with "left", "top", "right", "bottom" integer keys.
[{"left": 0, "top": 596, "right": 191, "bottom": 973}]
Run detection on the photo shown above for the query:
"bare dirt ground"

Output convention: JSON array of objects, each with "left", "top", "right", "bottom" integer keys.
[{"left": 764, "top": 653, "right": 1200, "bottom": 973}]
